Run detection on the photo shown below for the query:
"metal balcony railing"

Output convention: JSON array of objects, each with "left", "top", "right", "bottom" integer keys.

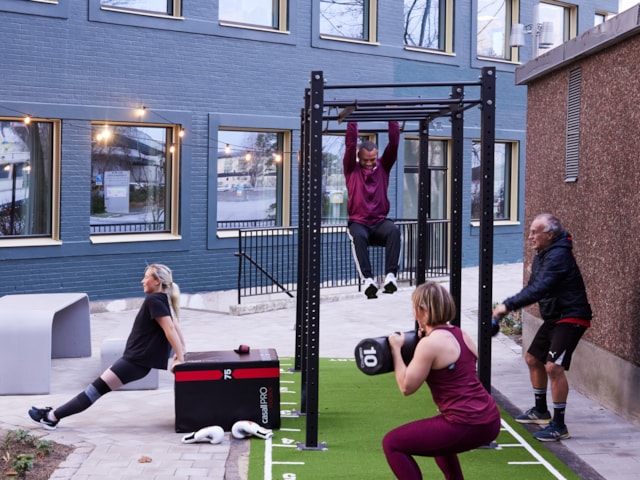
[{"left": 236, "top": 220, "right": 450, "bottom": 303}]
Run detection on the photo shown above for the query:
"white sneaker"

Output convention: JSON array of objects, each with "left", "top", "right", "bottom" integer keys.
[
  {"left": 383, "top": 273, "right": 397, "bottom": 294},
  {"left": 363, "top": 277, "right": 378, "bottom": 299}
]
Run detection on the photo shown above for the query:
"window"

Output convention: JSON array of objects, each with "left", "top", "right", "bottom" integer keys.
[
  {"left": 477, "top": 0, "right": 518, "bottom": 60},
  {"left": 537, "top": 1, "right": 577, "bottom": 54},
  {"left": 471, "top": 141, "right": 518, "bottom": 221},
  {"left": 0, "top": 118, "right": 59, "bottom": 239},
  {"left": 594, "top": 11, "right": 609, "bottom": 26},
  {"left": 403, "top": 138, "right": 448, "bottom": 219},
  {"left": 217, "top": 129, "right": 289, "bottom": 230},
  {"left": 219, "top": 0, "right": 288, "bottom": 31},
  {"left": 403, "top": 0, "right": 453, "bottom": 53},
  {"left": 319, "top": 0, "right": 377, "bottom": 42},
  {"left": 90, "top": 123, "right": 180, "bottom": 236},
  {"left": 100, "top": 0, "right": 180, "bottom": 16}
]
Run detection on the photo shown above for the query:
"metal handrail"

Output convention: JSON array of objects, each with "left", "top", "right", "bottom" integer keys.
[{"left": 236, "top": 220, "right": 450, "bottom": 303}]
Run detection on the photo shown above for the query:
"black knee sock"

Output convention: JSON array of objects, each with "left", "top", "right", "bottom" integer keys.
[
  {"left": 54, "top": 377, "right": 112, "bottom": 420},
  {"left": 534, "top": 388, "right": 548, "bottom": 412},
  {"left": 553, "top": 402, "right": 567, "bottom": 426}
]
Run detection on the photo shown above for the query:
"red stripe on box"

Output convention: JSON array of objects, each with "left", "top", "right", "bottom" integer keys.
[
  {"left": 232, "top": 367, "right": 280, "bottom": 379},
  {"left": 175, "top": 367, "right": 279, "bottom": 382},
  {"left": 175, "top": 370, "right": 223, "bottom": 382}
]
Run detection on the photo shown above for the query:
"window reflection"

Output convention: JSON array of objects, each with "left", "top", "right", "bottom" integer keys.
[
  {"left": 471, "top": 142, "right": 512, "bottom": 221},
  {"left": 90, "top": 124, "right": 174, "bottom": 234},
  {"left": 320, "top": 0, "right": 367, "bottom": 40},
  {"left": 477, "top": 0, "right": 517, "bottom": 60},
  {"left": 0, "top": 120, "right": 54, "bottom": 238},
  {"left": 220, "top": 0, "right": 282, "bottom": 29},
  {"left": 404, "top": 0, "right": 444, "bottom": 50},
  {"left": 100, "top": 0, "right": 174, "bottom": 15},
  {"left": 217, "top": 130, "right": 284, "bottom": 229}
]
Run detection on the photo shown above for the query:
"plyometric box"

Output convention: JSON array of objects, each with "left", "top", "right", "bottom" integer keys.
[{"left": 174, "top": 349, "right": 280, "bottom": 432}]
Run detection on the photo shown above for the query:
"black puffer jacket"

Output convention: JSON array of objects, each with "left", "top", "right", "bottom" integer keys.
[{"left": 504, "top": 231, "right": 592, "bottom": 323}]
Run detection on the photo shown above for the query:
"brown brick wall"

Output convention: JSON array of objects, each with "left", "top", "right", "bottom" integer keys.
[{"left": 523, "top": 36, "right": 640, "bottom": 365}]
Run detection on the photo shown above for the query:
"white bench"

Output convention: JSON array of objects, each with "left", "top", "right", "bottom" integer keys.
[
  {"left": 0, "top": 293, "right": 92, "bottom": 395},
  {"left": 100, "top": 319, "right": 159, "bottom": 390}
]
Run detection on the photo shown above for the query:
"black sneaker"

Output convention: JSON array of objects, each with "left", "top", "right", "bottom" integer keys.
[
  {"left": 515, "top": 407, "right": 551, "bottom": 425},
  {"left": 28, "top": 406, "right": 59, "bottom": 430}
]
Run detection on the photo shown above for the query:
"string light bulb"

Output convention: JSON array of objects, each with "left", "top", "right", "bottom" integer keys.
[
  {"left": 169, "top": 144, "right": 176, "bottom": 154},
  {"left": 137, "top": 106, "right": 146, "bottom": 117},
  {"left": 274, "top": 153, "right": 282, "bottom": 162},
  {"left": 225, "top": 144, "right": 231, "bottom": 154},
  {"left": 23, "top": 116, "right": 31, "bottom": 125},
  {"left": 245, "top": 153, "right": 252, "bottom": 162},
  {"left": 178, "top": 129, "right": 185, "bottom": 138},
  {"left": 96, "top": 125, "right": 111, "bottom": 142}
]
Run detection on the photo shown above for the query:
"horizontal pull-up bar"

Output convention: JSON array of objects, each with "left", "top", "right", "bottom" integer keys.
[
  {"left": 321, "top": 80, "right": 483, "bottom": 90},
  {"left": 323, "top": 97, "right": 481, "bottom": 108}
]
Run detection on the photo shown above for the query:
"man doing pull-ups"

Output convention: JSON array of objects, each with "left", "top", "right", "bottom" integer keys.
[{"left": 343, "top": 121, "right": 401, "bottom": 299}]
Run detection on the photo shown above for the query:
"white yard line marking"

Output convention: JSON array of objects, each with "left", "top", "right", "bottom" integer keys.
[
  {"left": 264, "top": 436, "right": 273, "bottom": 480},
  {"left": 500, "top": 419, "right": 567, "bottom": 480}
]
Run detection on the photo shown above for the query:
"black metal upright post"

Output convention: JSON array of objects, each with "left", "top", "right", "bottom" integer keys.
[
  {"left": 297, "top": 71, "right": 325, "bottom": 450},
  {"left": 416, "top": 119, "right": 430, "bottom": 287},
  {"left": 295, "top": 103, "right": 308, "bottom": 375},
  {"left": 449, "top": 85, "right": 465, "bottom": 327},
  {"left": 477, "top": 66, "right": 496, "bottom": 391}
]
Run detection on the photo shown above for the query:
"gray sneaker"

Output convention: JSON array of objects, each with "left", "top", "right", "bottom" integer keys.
[{"left": 515, "top": 407, "right": 551, "bottom": 425}]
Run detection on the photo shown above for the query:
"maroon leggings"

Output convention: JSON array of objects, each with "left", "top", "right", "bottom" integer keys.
[{"left": 382, "top": 414, "right": 501, "bottom": 479}]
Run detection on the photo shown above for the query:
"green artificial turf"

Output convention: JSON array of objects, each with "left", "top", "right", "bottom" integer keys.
[{"left": 248, "top": 358, "right": 581, "bottom": 479}]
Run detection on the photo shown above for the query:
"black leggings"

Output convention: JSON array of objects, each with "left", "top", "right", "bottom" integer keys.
[{"left": 54, "top": 358, "right": 151, "bottom": 420}]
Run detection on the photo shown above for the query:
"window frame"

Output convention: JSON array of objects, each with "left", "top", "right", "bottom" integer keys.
[
  {"left": 208, "top": 113, "right": 298, "bottom": 245},
  {"left": 536, "top": 0, "right": 578, "bottom": 55},
  {"left": 99, "top": 0, "right": 182, "bottom": 19},
  {"left": 89, "top": 121, "right": 182, "bottom": 244},
  {"left": 219, "top": 0, "right": 289, "bottom": 34},
  {"left": 476, "top": 0, "right": 520, "bottom": 63},
  {"left": 1, "top": 0, "right": 68, "bottom": 18},
  {"left": 470, "top": 140, "right": 519, "bottom": 224},
  {"left": 403, "top": 0, "right": 454, "bottom": 55},
  {"left": 318, "top": 0, "right": 378, "bottom": 45},
  {"left": 0, "top": 117, "right": 61, "bottom": 248},
  {"left": 215, "top": 128, "right": 291, "bottom": 233},
  {"left": 402, "top": 136, "right": 450, "bottom": 220}
]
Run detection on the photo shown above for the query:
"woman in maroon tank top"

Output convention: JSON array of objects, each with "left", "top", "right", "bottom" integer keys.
[{"left": 383, "top": 281, "right": 501, "bottom": 479}]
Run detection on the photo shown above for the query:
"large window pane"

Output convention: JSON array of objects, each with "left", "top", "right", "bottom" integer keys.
[
  {"left": 100, "top": 0, "right": 175, "bottom": 15},
  {"left": 217, "top": 130, "right": 284, "bottom": 229},
  {"left": 91, "top": 124, "right": 175, "bottom": 234},
  {"left": 220, "top": 0, "right": 285, "bottom": 30},
  {"left": 0, "top": 120, "right": 54, "bottom": 237},
  {"left": 403, "top": 138, "right": 447, "bottom": 219},
  {"left": 471, "top": 141, "right": 513, "bottom": 221},
  {"left": 404, "top": 0, "right": 444, "bottom": 50},
  {"left": 320, "top": 0, "right": 369, "bottom": 40},
  {"left": 537, "top": 2, "right": 570, "bottom": 54},
  {"left": 477, "top": 0, "right": 510, "bottom": 59}
]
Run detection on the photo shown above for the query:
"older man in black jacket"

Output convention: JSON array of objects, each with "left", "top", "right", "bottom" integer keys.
[{"left": 493, "top": 213, "right": 592, "bottom": 442}]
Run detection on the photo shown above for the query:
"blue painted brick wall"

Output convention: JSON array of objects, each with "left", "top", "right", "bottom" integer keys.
[{"left": 0, "top": 0, "right": 617, "bottom": 300}]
